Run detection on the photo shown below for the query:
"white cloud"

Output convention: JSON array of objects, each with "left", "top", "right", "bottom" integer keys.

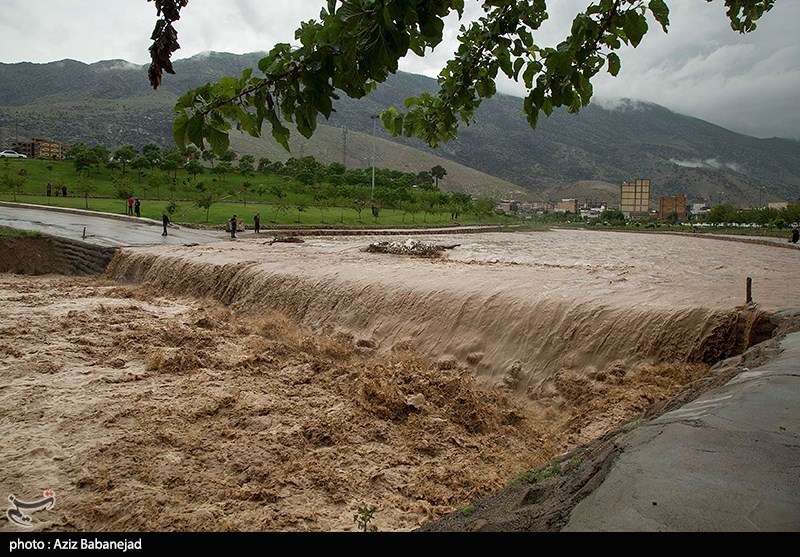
[
  {"left": 670, "top": 158, "right": 743, "bottom": 173},
  {"left": 0, "top": 0, "right": 797, "bottom": 139}
]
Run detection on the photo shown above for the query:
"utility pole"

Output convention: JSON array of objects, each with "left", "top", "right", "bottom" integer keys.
[
  {"left": 342, "top": 126, "right": 348, "bottom": 167},
  {"left": 370, "top": 114, "right": 378, "bottom": 202}
]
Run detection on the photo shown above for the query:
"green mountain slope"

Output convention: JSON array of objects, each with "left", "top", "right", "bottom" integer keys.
[{"left": 1, "top": 52, "right": 798, "bottom": 206}]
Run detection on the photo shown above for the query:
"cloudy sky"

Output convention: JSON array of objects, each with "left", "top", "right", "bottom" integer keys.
[{"left": 1, "top": 0, "right": 798, "bottom": 139}]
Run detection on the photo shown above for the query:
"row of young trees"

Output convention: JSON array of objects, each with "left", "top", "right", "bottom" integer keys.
[
  {"left": 705, "top": 204, "right": 800, "bottom": 228},
  {"left": 60, "top": 142, "right": 495, "bottom": 223}
]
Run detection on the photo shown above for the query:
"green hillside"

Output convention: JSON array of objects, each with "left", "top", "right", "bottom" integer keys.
[{"left": 2, "top": 52, "right": 799, "bottom": 207}]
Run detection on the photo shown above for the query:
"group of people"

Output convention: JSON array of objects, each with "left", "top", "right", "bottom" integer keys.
[
  {"left": 227, "top": 213, "right": 260, "bottom": 239},
  {"left": 46, "top": 183, "right": 67, "bottom": 197},
  {"left": 126, "top": 197, "right": 141, "bottom": 218}
]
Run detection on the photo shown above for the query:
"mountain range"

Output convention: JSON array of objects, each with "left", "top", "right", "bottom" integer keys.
[{"left": 1, "top": 51, "right": 798, "bottom": 206}]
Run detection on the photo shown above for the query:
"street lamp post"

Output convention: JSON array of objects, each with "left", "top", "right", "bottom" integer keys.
[{"left": 370, "top": 114, "right": 379, "bottom": 203}]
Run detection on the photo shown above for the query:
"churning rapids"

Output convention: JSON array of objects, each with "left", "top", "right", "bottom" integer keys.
[
  {"left": 108, "top": 229, "right": 792, "bottom": 391},
  {"left": 2, "top": 228, "right": 797, "bottom": 531}
]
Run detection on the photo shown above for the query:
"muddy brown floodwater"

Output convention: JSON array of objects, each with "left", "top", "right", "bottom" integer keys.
[{"left": 1, "top": 229, "right": 798, "bottom": 531}]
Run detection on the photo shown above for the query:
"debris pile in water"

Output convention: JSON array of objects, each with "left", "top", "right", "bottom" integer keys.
[{"left": 363, "top": 239, "right": 459, "bottom": 258}]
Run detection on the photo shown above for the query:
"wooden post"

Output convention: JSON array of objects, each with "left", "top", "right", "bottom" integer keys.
[{"left": 746, "top": 277, "right": 752, "bottom": 304}]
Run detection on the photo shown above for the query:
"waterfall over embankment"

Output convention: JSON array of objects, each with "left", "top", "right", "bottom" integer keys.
[{"left": 105, "top": 242, "right": 776, "bottom": 398}]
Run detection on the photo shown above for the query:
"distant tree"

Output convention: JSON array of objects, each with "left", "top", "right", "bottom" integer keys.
[
  {"left": 114, "top": 146, "right": 138, "bottom": 174},
  {"left": 430, "top": 165, "right": 447, "bottom": 189},
  {"left": 449, "top": 192, "right": 472, "bottom": 220},
  {"left": 350, "top": 187, "right": 370, "bottom": 223},
  {"left": 314, "top": 189, "right": 330, "bottom": 223},
  {"left": 295, "top": 199, "right": 308, "bottom": 223},
  {"left": 106, "top": 159, "right": 121, "bottom": 173},
  {"left": 600, "top": 209, "right": 626, "bottom": 224},
  {"left": 160, "top": 149, "right": 183, "bottom": 181},
  {"left": 90, "top": 146, "right": 110, "bottom": 174},
  {"left": 0, "top": 159, "right": 26, "bottom": 201},
  {"left": 213, "top": 161, "right": 233, "bottom": 181},
  {"left": 185, "top": 159, "right": 205, "bottom": 181},
  {"left": 320, "top": 183, "right": 338, "bottom": 207},
  {"left": 219, "top": 150, "right": 237, "bottom": 163},
  {"left": 268, "top": 182, "right": 286, "bottom": 201},
  {"left": 238, "top": 155, "right": 255, "bottom": 177},
  {"left": 400, "top": 199, "right": 419, "bottom": 223},
  {"left": 472, "top": 196, "right": 496, "bottom": 221},
  {"left": 783, "top": 203, "right": 800, "bottom": 225},
  {"left": 257, "top": 157, "right": 271, "bottom": 172},
  {"left": 112, "top": 175, "right": 134, "bottom": 214},
  {"left": 201, "top": 149, "right": 217, "bottom": 168},
  {"left": 194, "top": 190, "right": 216, "bottom": 222},
  {"left": 707, "top": 204, "right": 738, "bottom": 224},
  {"left": 326, "top": 162, "right": 346, "bottom": 176},
  {"left": 241, "top": 180, "right": 253, "bottom": 206},
  {"left": 64, "top": 143, "right": 87, "bottom": 160},
  {"left": 75, "top": 175, "right": 96, "bottom": 209},
  {"left": 183, "top": 145, "right": 200, "bottom": 161},
  {"left": 416, "top": 170, "right": 435, "bottom": 190},
  {"left": 130, "top": 156, "right": 152, "bottom": 181},
  {"left": 420, "top": 190, "right": 441, "bottom": 222},
  {"left": 141, "top": 143, "right": 162, "bottom": 166},
  {"left": 267, "top": 160, "right": 285, "bottom": 175},
  {"left": 147, "top": 168, "right": 165, "bottom": 199},
  {"left": 73, "top": 148, "right": 97, "bottom": 177},
  {"left": 165, "top": 199, "right": 180, "bottom": 219}
]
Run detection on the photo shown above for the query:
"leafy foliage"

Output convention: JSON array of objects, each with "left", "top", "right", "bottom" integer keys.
[
  {"left": 156, "top": 0, "right": 775, "bottom": 155},
  {"left": 353, "top": 504, "right": 378, "bottom": 532}
]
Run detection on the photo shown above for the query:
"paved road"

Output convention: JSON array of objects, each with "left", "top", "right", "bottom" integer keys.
[
  {"left": 0, "top": 202, "right": 224, "bottom": 247},
  {"left": 0, "top": 202, "right": 514, "bottom": 246}
]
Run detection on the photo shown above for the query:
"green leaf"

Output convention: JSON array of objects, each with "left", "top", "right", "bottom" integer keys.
[
  {"left": 206, "top": 126, "right": 230, "bottom": 155},
  {"left": 622, "top": 11, "right": 648, "bottom": 48},
  {"left": 513, "top": 57, "right": 525, "bottom": 80},
  {"left": 270, "top": 121, "right": 291, "bottom": 152},
  {"left": 607, "top": 52, "right": 621, "bottom": 76},
  {"left": 648, "top": 0, "right": 670, "bottom": 32},
  {"left": 186, "top": 114, "right": 205, "bottom": 148},
  {"left": 522, "top": 62, "right": 540, "bottom": 88},
  {"left": 172, "top": 114, "right": 188, "bottom": 151}
]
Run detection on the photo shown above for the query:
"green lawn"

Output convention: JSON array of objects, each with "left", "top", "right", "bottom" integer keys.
[{"left": 0, "top": 159, "right": 513, "bottom": 228}]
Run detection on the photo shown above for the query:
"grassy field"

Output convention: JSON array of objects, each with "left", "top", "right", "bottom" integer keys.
[
  {"left": 0, "top": 224, "right": 41, "bottom": 238},
  {"left": 0, "top": 159, "right": 513, "bottom": 228}
]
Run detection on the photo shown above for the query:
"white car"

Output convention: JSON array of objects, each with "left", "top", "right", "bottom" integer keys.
[{"left": 0, "top": 150, "right": 27, "bottom": 158}]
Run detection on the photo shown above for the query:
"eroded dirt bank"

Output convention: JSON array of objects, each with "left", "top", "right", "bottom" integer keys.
[{"left": 2, "top": 230, "right": 798, "bottom": 531}]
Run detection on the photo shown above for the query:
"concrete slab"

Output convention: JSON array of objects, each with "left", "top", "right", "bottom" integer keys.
[{"left": 564, "top": 332, "right": 800, "bottom": 531}]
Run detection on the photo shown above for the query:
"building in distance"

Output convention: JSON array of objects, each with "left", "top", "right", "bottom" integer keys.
[{"left": 620, "top": 179, "right": 650, "bottom": 218}]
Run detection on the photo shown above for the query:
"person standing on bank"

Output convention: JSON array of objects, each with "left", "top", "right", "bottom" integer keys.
[
  {"left": 162, "top": 212, "right": 170, "bottom": 236},
  {"left": 229, "top": 215, "right": 238, "bottom": 239},
  {"left": 254, "top": 212, "right": 260, "bottom": 234},
  {"left": 134, "top": 198, "right": 141, "bottom": 218},
  {"left": 792, "top": 225, "right": 799, "bottom": 244},
  {"left": 127, "top": 197, "right": 134, "bottom": 216}
]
